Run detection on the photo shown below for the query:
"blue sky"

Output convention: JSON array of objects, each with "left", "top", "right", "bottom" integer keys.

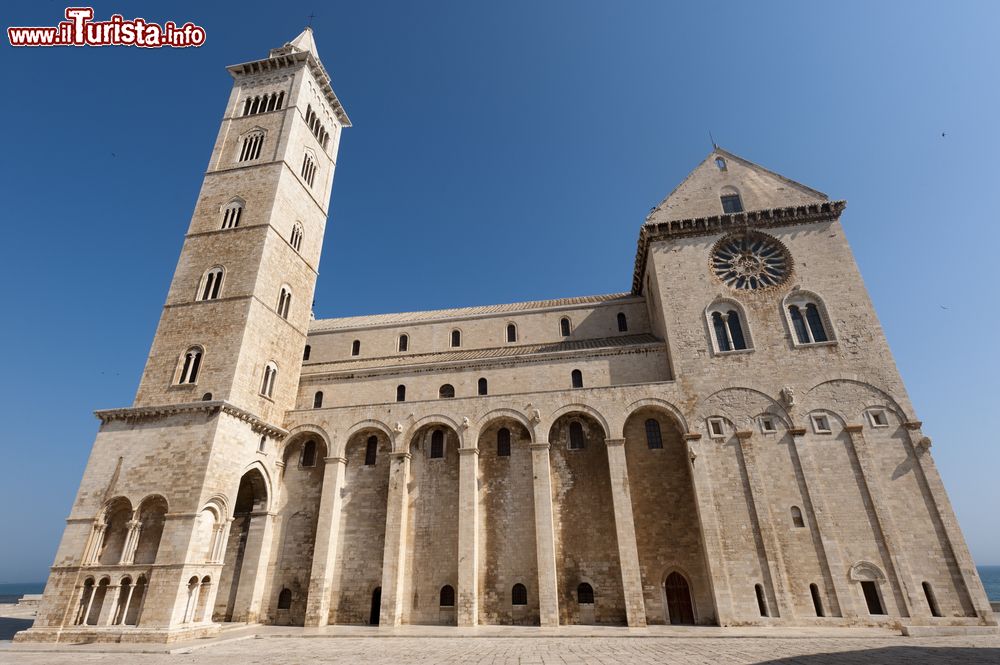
[{"left": 0, "top": 1, "right": 997, "bottom": 583}]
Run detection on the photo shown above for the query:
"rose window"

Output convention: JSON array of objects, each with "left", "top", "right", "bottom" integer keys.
[{"left": 711, "top": 232, "right": 790, "bottom": 290}]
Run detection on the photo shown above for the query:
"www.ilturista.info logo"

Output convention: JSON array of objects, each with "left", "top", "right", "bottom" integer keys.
[{"left": 7, "top": 7, "right": 206, "bottom": 48}]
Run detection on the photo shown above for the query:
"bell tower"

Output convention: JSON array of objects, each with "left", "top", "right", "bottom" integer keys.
[
  {"left": 19, "top": 29, "right": 351, "bottom": 643},
  {"left": 134, "top": 27, "right": 350, "bottom": 423}
]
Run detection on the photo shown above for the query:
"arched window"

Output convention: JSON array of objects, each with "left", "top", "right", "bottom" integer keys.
[
  {"left": 715, "top": 156, "right": 727, "bottom": 171},
  {"left": 810, "top": 583, "right": 825, "bottom": 617},
  {"left": 277, "top": 286, "right": 292, "bottom": 319},
  {"left": 398, "top": 334, "right": 408, "bottom": 352},
  {"left": 439, "top": 585, "right": 455, "bottom": 607},
  {"left": 258, "top": 435, "right": 266, "bottom": 452},
  {"left": 791, "top": 506, "right": 805, "bottom": 528},
  {"left": 571, "top": 369, "right": 583, "bottom": 388},
  {"left": 303, "top": 345, "right": 311, "bottom": 361},
  {"left": 290, "top": 222, "right": 304, "bottom": 252},
  {"left": 569, "top": 421, "right": 585, "bottom": 450},
  {"left": 645, "top": 419, "right": 663, "bottom": 449},
  {"left": 511, "top": 583, "right": 527, "bottom": 606},
  {"left": 707, "top": 302, "right": 750, "bottom": 353},
  {"left": 451, "top": 329, "right": 461, "bottom": 348},
  {"left": 577, "top": 582, "right": 594, "bottom": 605},
  {"left": 351, "top": 340, "right": 361, "bottom": 356},
  {"left": 238, "top": 130, "right": 264, "bottom": 162},
  {"left": 177, "top": 346, "right": 203, "bottom": 384},
  {"left": 478, "top": 377, "right": 488, "bottom": 396},
  {"left": 277, "top": 588, "right": 292, "bottom": 610},
  {"left": 439, "top": 384, "right": 455, "bottom": 399},
  {"left": 313, "top": 391, "right": 323, "bottom": 408},
  {"left": 202, "top": 392, "right": 213, "bottom": 401},
  {"left": 506, "top": 323, "right": 517, "bottom": 343},
  {"left": 301, "top": 440, "right": 317, "bottom": 467},
  {"left": 497, "top": 427, "right": 511, "bottom": 457},
  {"left": 617, "top": 312, "right": 628, "bottom": 332},
  {"left": 301, "top": 150, "right": 317, "bottom": 187},
  {"left": 260, "top": 361, "right": 277, "bottom": 398},
  {"left": 430, "top": 429, "right": 445, "bottom": 458},
  {"left": 785, "top": 292, "right": 834, "bottom": 346},
  {"left": 221, "top": 200, "right": 243, "bottom": 229},
  {"left": 560, "top": 317, "right": 571, "bottom": 337},
  {"left": 396, "top": 384, "right": 406, "bottom": 402},
  {"left": 198, "top": 266, "right": 224, "bottom": 301},
  {"left": 720, "top": 186, "right": 743, "bottom": 213},
  {"left": 922, "top": 581, "right": 942, "bottom": 617},
  {"left": 755, "top": 584, "right": 769, "bottom": 617},
  {"left": 365, "top": 435, "right": 378, "bottom": 466}
]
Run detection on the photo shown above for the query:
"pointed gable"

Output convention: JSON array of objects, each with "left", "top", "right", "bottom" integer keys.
[
  {"left": 647, "top": 148, "right": 828, "bottom": 224},
  {"left": 288, "top": 27, "right": 320, "bottom": 61}
]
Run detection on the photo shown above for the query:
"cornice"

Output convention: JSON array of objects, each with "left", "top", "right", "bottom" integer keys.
[
  {"left": 95, "top": 400, "right": 288, "bottom": 439},
  {"left": 631, "top": 200, "right": 847, "bottom": 294}
]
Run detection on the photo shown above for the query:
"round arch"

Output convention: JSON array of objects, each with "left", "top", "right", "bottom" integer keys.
[
  {"left": 806, "top": 378, "right": 910, "bottom": 423},
  {"left": 236, "top": 462, "right": 272, "bottom": 512},
  {"left": 403, "top": 414, "right": 463, "bottom": 451},
  {"left": 476, "top": 408, "right": 535, "bottom": 441},
  {"left": 343, "top": 419, "right": 396, "bottom": 453},
  {"left": 622, "top": 398, "right": 688, "bottom": 436},
  {"left": 281, "top": 424, "right": 333, "bottom": 459},
  {"left": 547, "top": 403, "right": 611, "bottom": 439}
]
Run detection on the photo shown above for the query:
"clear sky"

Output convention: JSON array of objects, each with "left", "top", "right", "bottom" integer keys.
[{"left": 1, "top": 1, "right": 997, "bottom": 583}]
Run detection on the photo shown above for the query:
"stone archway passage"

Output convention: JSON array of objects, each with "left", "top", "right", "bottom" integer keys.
[
  {"left": 665, "top": 572, "right": 695, "bottom": 625},
  {"left": 369, "top": 587, "right": 381, "bottom": 625}
]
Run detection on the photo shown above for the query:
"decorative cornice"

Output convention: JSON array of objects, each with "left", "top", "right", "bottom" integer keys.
[
  {"left": 789, "top": 427, "right": 807, "bottom": 436},
  {"left": 903, "top": 420, "right": 923, "bottom": 431},
  {"left": 95, "top": 400, "right": 288, "bottom": 439},
  {"left": 631, "top": 200, "right": 847, "bottom": 294},
  {"left": 735, "top": 430, "right": 754, "bottom": 440}
]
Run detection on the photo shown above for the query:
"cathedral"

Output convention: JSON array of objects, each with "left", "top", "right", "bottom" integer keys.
[{"left": 18, "top": 29, "right": 996, "bottom": 643}]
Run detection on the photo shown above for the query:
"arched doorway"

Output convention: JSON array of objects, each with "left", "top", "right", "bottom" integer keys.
[
  {"left": 369, "top": 587, "right": 381, "bottom": 625},
  {"left": 216, "top": 468, "right": 268, "bottom": 622},
  {"left": 665, "top": 572, "right": 695, "bottom": 625}
]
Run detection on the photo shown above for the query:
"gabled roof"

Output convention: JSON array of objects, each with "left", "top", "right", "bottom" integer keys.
[
  {"left": 287, "top": 27, "right": 319, "bottom": 60},
  {"left": 646, "top": 147, "right": 827, "bottom": 225}
]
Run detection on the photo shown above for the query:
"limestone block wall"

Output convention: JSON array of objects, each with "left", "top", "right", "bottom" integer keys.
[
  {"left": 329, "top": 430, "right": 391, "bottom": 624},
  {"left": 548, "top": 415, "right": 626, "bottom": 625},
  {"left": 477, "top": 420, "right": 538, "bottom": 625},
  {"left": 401, "top": 427, "right": 461, "bottom": 625},
  {"left": 623, "top": 409, "right": 713, "bottom": 625}
]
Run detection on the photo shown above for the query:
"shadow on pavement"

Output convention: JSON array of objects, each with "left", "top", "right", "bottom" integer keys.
[{"left": 756, "top": 646, "right": 1000, "bottom": 664}]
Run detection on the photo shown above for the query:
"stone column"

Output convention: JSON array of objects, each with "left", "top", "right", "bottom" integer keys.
[
  {"left": 684, "top": 433, "right": 735, "bottom": 625},
  {"left": 604, "top": 438, "right": 647, "bottom": 627},
  {"left": 734, "top": 430, "right": 795, "bottom": 619},
  {"left": 119, "top": 520, "right": 142, "bottom": 565},
  {"left": 379, "top": 451, "right": 411, "bottom": 627},
  {"left": 305, "top": 455, "right": 348, "bottom": 627},
  {"left": 457, "top": 447, "right": 479, "bottom": 626},
  {"left": 843, "top": 424, "right": 923, "bottom": 618},
  {"left": 529, "top": 440, "right": 560, "bottom": 627},
  {"left": 231, "top": 510, "right": 275, "bottom": 623},
  {"left": 82, "top": 523, "right": 106, "bottom": 565},
  {"left": 788, "top": 427, "right": 857, "bottom": 617},
  {"left": 99, "top": 584, "right": 120, "bottom": 625},
  {"left": 118, "top": 582, "right": 137, "bottom": 625},
  {"left": 902, "top": 423, "right": 995, "bottom": 622}
]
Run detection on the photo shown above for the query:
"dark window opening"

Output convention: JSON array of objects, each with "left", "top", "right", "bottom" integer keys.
[
  {"left": 439, "top": 585, "right": 455, "bottom": 607},
  {"left": 727, "top": 310, "right": 747, "bottom": 349},
  {"left": 430, "top": 429, "right": 444, "bottom": 459},
  {"left": 755, "top": 584, "right": 769, "bottom": 617},
  {"left": 617, "top": 312, "right": 628, "bottom": 332},
  {"left": 861, "top": 581, "right": 885, "bottom": 615},
  {"left": 301, "top": 440, "right": 317, "bottom": 467},
  {"left": 922, "top": 581, "right": 941, "bottom": 617},
  {"left": 569, "top": 421, "right": 585, "bottom": 450},
  {"left": 506, "top": 324, "right": 517, "bottom": 343},
  {"left": 511, "top": 583, "right": 527, "bottom": 606},
  {"left": 365, "top": 436, "right": 377, "bottom": 466},
  {"left": 789, "top": 305, "right": 810, "bottom": 344},
  {"left": 351, "top": 340, "right": 360, "bottom": 356},
  {"left": 313, "top": 391, "right": 323, "bottom": 408},
  {"left": 497, "top": 427, "right": 511, "bottom": 457},
  {"left": 303, "top": 345, "right": 311, "bottom": 361},
  {"left": 805, "top": 303, "right": 828, "bottom": 342},
  {"left": 645, "top": 418, "right": 663, "bottom": 449},
  {"left": 398, "top": 334, "right": 408, "bottom": 352},
  {"left": 577, "top": 583, "right": 594, "bottom": 605},
  {"left": 560, "top": 318, "right": 571, "bottom": 337},
  {"left": 451, "top": 329, "right": 461, "bottom": 348},
  {"left": 571, "top": 369, "right": 583, "bottom": 388},
  {"left": 277, "top": 588, "right": 292, "bottom": 610},
  {"left": 201, "top": 392, "right": 213, "bottom": 401},
  {"left": 810, "top": 583, "right": 825, "bottom": 617},
  {"left": 439, "top": 384, "right": 455, "bottom": 399},
  {"left": 791, "top": 506, "right": 805, "bottom": 528},
  {"left": 478, "top": 377, "right": 488, "bottom": 396},
  {"left": 396, "top": 385, "right": 406, "bottom": 402},
  {"left": 721, "top": 193, "right": 743, "bottom": 213}
]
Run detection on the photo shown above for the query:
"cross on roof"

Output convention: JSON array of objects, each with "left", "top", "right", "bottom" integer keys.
[{"left": 307, "top": 12, "right": 316, "bottom": 27}]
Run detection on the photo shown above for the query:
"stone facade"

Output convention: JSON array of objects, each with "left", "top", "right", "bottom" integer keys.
[{"left": 16, "top": 29, "right": 996, "bottom": 644}]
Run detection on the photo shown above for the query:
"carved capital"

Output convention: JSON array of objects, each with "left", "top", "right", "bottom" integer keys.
[
  {"left": 844, "top": 424, "right": 864, "bottom": 434},
  {"left": 323, "top": 456, "right": 348, "bottom": 465},
  {"left": 529, "top": 441, "right": 551, "bottom": 451},
  {"left": 604, "top": 438, "right": 626, "bottom": 447},
  {"left": 789, "top": 427, "right": 807, "bottom": 437},
  {"left": 903, "top": 420, "right": 923, "bottom": 431},
  {"left": 735, "top": 430, "right": 753, "bottom": 440},
  {"left": 458, "top": 447, "right": 479, "bottom": 456},
  {"left": 389, "top": 451, "right": 412, "bottom": 461}
]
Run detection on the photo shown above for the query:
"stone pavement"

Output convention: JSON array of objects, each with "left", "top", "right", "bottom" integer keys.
[{"left": 3, "top": 630, "right": 1000, "bottom": 664}]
